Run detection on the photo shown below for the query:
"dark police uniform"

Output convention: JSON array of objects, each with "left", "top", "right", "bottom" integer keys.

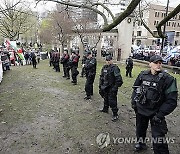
[
  {"left": 60, "top": 52, "right": 70, "bottom": 77},
  {"left": 125, "top": 56, "right": 133, "bottom": 77},
  {"left": 69, "top": 52, "right": 79, "bottom": 85},
  {"left": 131, "top": 70, "right": 178, "bottom": 153},
  {"left": 54, "top": 52, "right": 60, "bottom": 72},
  {"left": 99, "top": 57, "right": 123, "bottom": 121},
  {"left": 31, "top": 52, "right": 37, "bottom": 69},
  {"left": 84, "top": 55, "right": 96, "bottom": 99}
]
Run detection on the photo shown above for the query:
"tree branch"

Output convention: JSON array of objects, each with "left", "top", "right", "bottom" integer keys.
[
  {"left": 103, "top": 0, "right": 141, "bottom": 32},
  {"left": 156, "top": 4, "right": 180, "bottom": 38},
  {"left": 92, "top": 2, "right": 115, "bottom": 21},
  {"left": 36, "top": 0, "right": 108, "bottom": 26},
  {"left": 138, "top": 3, "right": 160, "bottom": 38}
]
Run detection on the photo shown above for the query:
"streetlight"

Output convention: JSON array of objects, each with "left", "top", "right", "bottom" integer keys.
[{"left": 160, "top": 0, "right": 170, "bottom": 52}]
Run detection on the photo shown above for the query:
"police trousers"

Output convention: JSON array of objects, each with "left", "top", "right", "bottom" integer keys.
[
  {"left": 71, "top": 67, "right": 79, "bottom": 83},
  {"left": 136, "top": 113, "right": 169, "bottom": 154},
  {"left": 103, "top": 89, "right": 118, "bottom": 116},
  {"left": 63, "top": 63, "right": 68, "bottom": 77},
  {"left": 32, "top": 60, "right": 37, "bottom": 68},
  {"left": 85, "top": 74, "right": 95, "bottom": 96},
  {"left": 126, "top": 66, "right": 133, "bottom": 77}
]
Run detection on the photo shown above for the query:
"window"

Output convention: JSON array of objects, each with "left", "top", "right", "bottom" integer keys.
[
  {"left": 172, "top": 22, "right": 176, "bottom": 27},
  {"left": 133, "top": 21, "right": 135, "bottom": 27},
  {"left": 175, "top": 40, "right": 178, "bottom": 46},
  {"left": 138, "top": 21, "right": 142, "bottom": 26},
  {"left": 152, "top": 40, "right": 156, "bottom": 45},
  {"left": 153, "top": 31, "right": 158, "bottom": 36},
  {"left": 155, "top": 12, "right": 157, "bottom": 17},
  {"left": 154, "top": 21, "right": 159, "bottom": 25},
  {"left": 137, "top": 31, "right": 142, "bottom": 36},
  {"left": 176, "top": 32, "right": 179, "bottom": 37},
  {"left": 162, "top": 13, "right": 166, "bottom": 18},
  {"left": 137, "top": 40, "right": 141, "bottom": 46},
  {"left": 154, "top": 21, "right": 156, "bottom": 25},
  {"left": 166, "top": 22, "right": 171, "bottom": 27},
  {"left": 120, "top": 3, "right": 125, "bottom": 6},
  {"left": 161, "top": 13, "right": 164, "bottom": 18},
  {"left": 173, "top": 15, "right": 177, "bottom": 20},
  {"left": 155, "top": 12, "right": 159, "bottom": 17}
]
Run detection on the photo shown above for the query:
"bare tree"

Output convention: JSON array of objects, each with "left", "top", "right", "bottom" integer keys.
[
  {"left": 50, "top": 6, "right": 74, "bottom": 51},
  {"left": 0, "top": 0, "right": 21, "bottom": 13},
  {"left": 0, "top": 0, "right": 36, "bottom": 40},
  {"left": 71, "top": 15, "right": 101, "bottom": 51}
]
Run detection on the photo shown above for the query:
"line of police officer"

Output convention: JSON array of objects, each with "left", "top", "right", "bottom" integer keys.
[
  {"left": 58, "top": 49, "right": 123, "bottom": 122},
  {"left": 51, "top": 50, "right": 178, "bottom": 153},
  {"left": 60, "top": 50, "right": 80, "bottom": 85}
]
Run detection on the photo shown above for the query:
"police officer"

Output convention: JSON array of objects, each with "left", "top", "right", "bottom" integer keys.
[
  {"left": 83, "top": 51, "right": 96, "bottom": 100},
  {"left": 31, "top": 51, "right": 37, "bottom": 69},
  {"left": 99, "top": 55, "right": 123, "bottom": 121},
  {"left": 60, "top": 50, "right": 70, "bottom": 78},
  {"left": 69, "top": 51, "right": 79, "bottom": 85},
  {"left": 54, "top": 52, "right": 60, "bottom": 72},
  {"left": 125, "top": 56, "right": 133, "bottom": 77},
  {"left": 131, "top": 55, "right": 178, "bottom": 153}
]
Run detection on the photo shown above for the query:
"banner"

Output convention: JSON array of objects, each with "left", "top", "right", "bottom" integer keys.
[
  {"left": 5, "top": 40, "right": 17, "bottom": 51},
  {"left": 17, "top": 53, "right": 24, "bottom": 60}
]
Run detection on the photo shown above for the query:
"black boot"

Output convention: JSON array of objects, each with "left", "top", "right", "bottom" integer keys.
[
  {"left": 134, "top": 143, "right": 148, "bottom": 152},
  {"left": 84, "top": 96, "right": 91, "bottom": 100},
  {"left": 112, "top": 115, "right": 119, "bottom": 122},
  {"left": 99, "top": 108, "right": 108, "bottom": 113}
]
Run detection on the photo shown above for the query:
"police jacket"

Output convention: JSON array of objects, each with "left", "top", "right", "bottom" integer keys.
[
  {"left": 131, "top": 70, "right": 178, "bottom": 117},
  {"left": 68, "top": 54, "right": 79, "bottom": 68},
  {"left": 99, "top": 64, "right": 123, "bottom": 91},
  {"left": 126, "top": 58, "right": 133, "bottom": 68},
  {"left": 84, "top": 57, "right": 96, "bottom": 76},
  {"left": 82, "top": 55, "right": 87, "bottom": 64},
  {"left": 60, "top": 53, "right": 69, "bottom": 64}
]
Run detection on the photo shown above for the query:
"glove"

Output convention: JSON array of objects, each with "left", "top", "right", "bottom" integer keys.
[{"left": 152, "top": 115, "right": 162, "bottom": 125}]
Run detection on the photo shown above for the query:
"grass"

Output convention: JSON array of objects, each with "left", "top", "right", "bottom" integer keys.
[{"left": 0, "top": 59, "right": 179, "bottom": 154}]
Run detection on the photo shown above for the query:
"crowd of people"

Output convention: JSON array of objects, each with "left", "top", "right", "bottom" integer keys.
[{"left": 132, "top": 50, "right": 180, "bottom": 67}]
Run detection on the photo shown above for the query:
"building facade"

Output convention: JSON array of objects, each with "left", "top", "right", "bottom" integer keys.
[{"left": 133, "top": 4, "right": 180, "bottom": 47}]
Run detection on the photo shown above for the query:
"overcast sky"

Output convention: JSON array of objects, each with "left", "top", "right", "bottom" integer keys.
[
  {"left": 157, "top": 0, "right": 179, "bottom": 7},
  {"left": 31, "top": 0, "right": 179, "bottom": 13}
]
